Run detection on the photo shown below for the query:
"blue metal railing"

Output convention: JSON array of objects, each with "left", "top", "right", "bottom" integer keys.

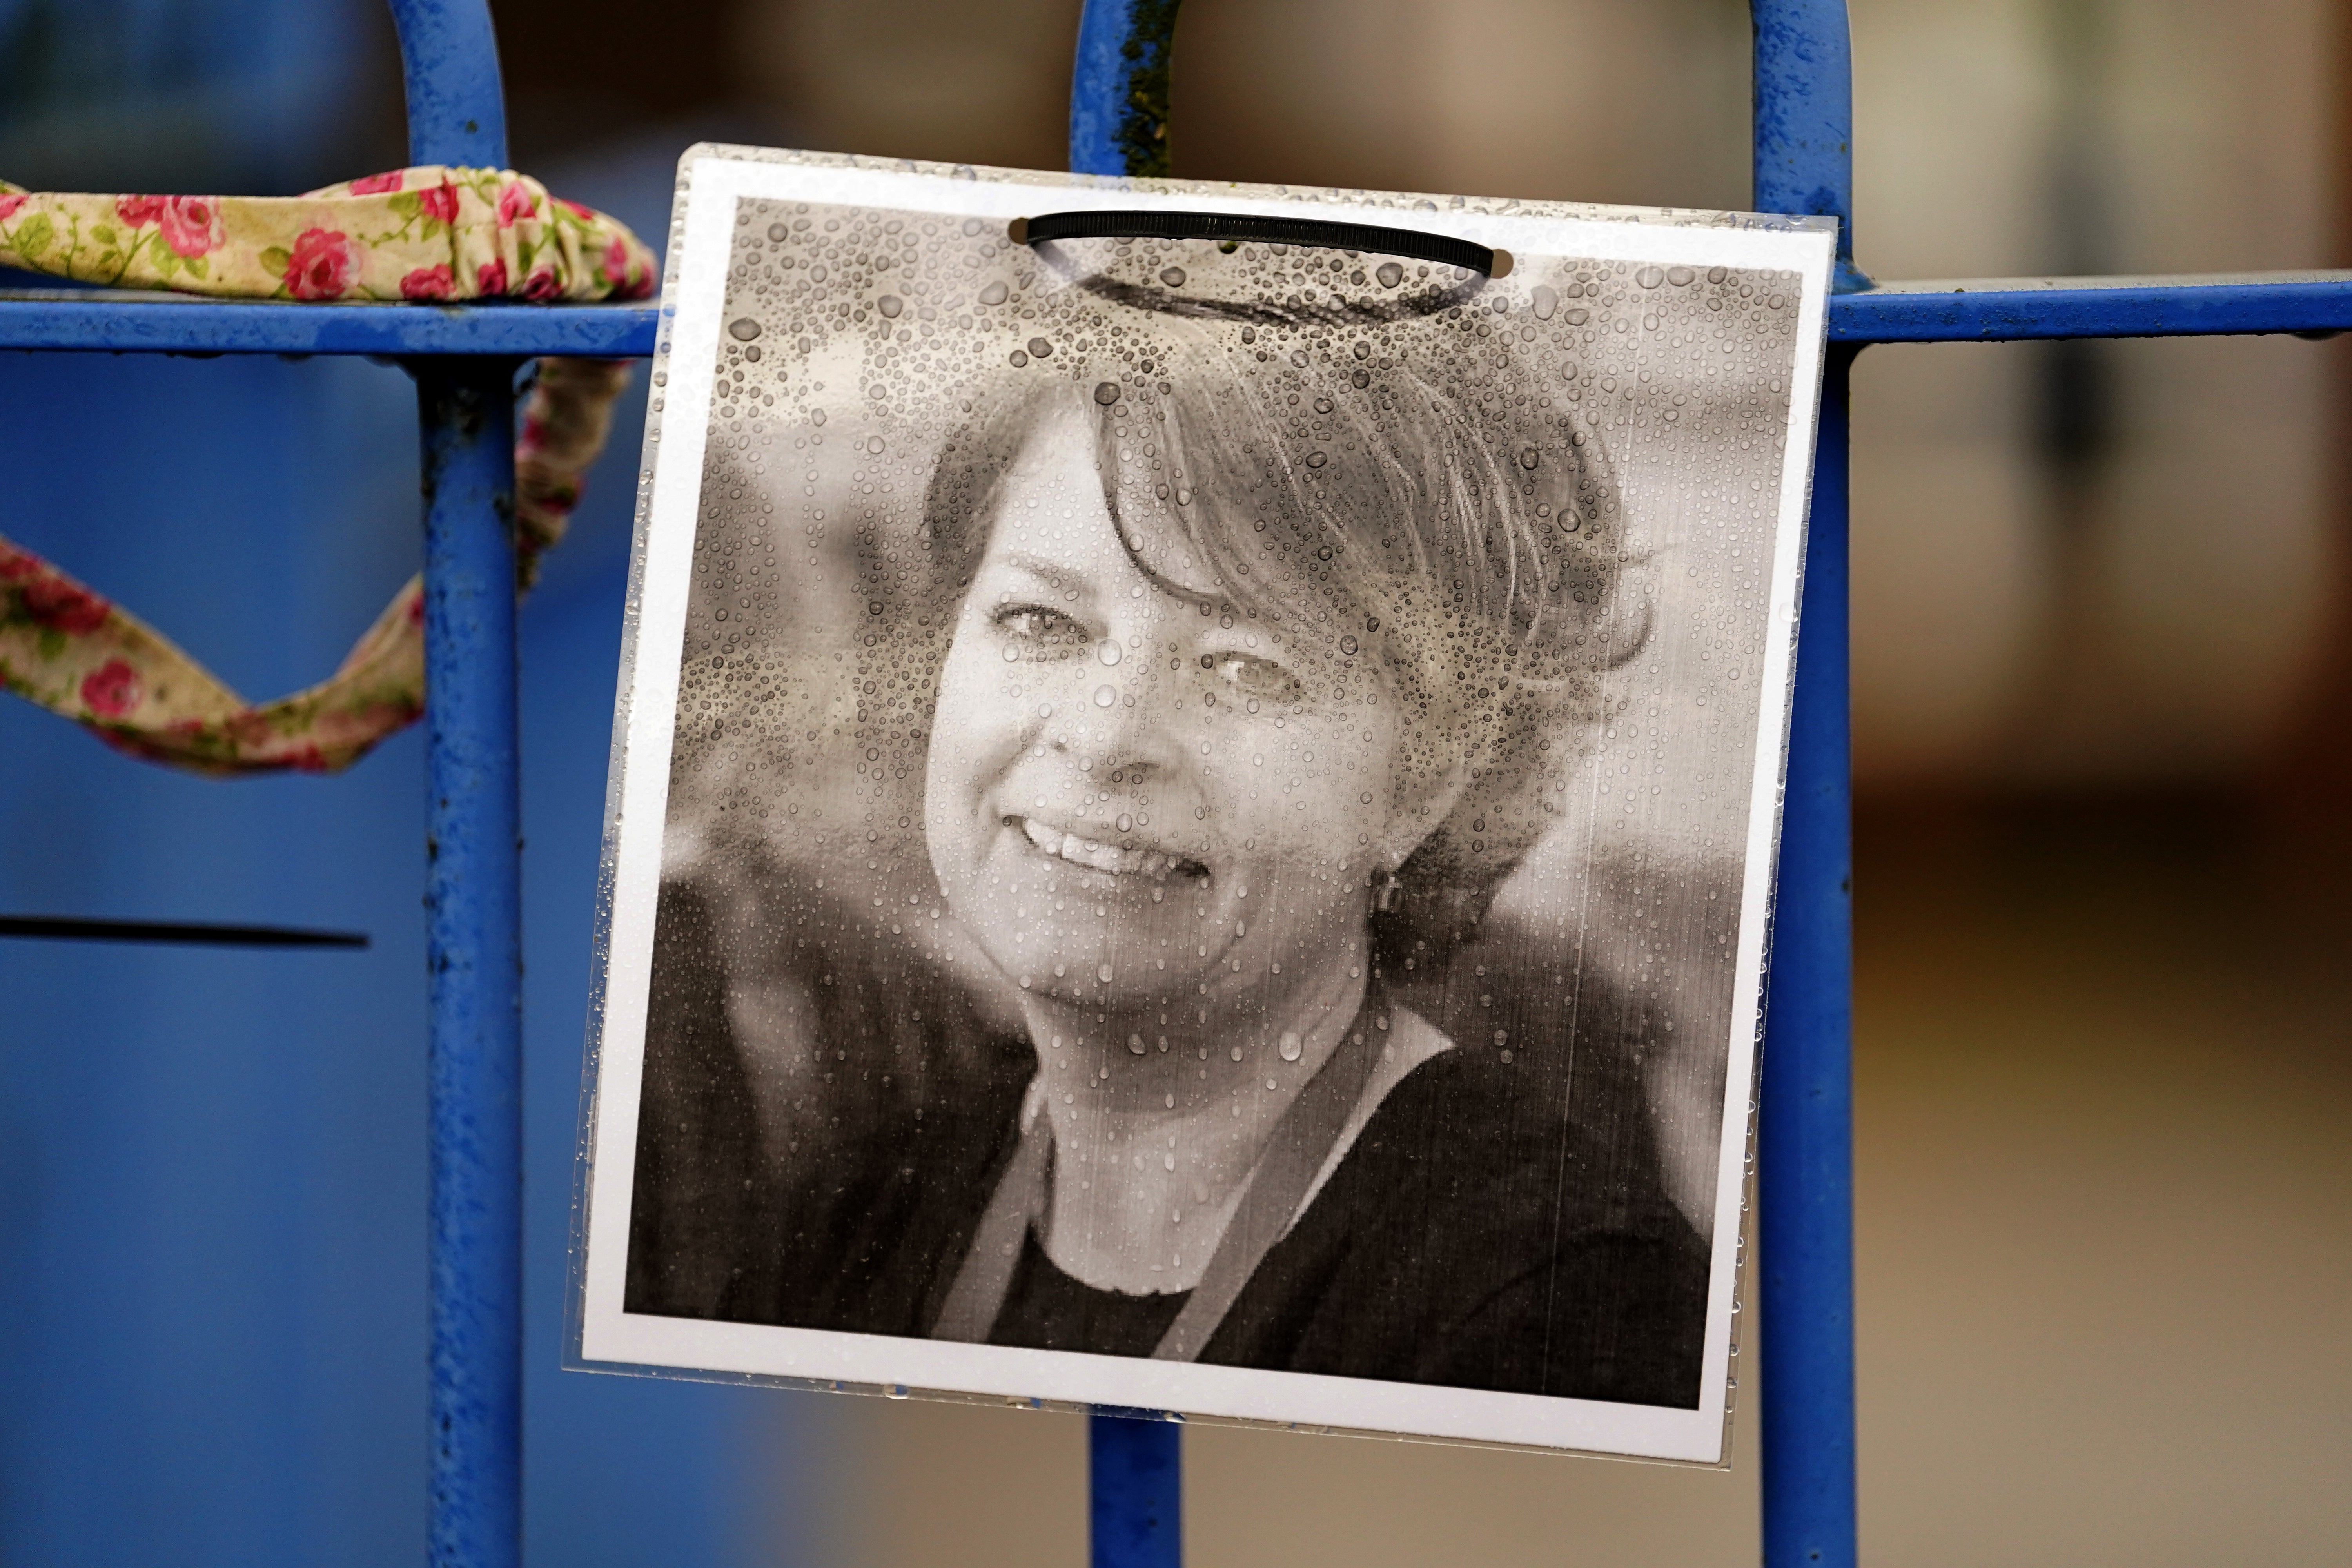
[
  {"left": 2, "top": 0, "right": 2345, "bottom": 1563},
  {"left": 1069, "top": 13, "right": 1187, "bottom": 1553},
  {"left": 1747, "top": 5, "right": 1860, "bottom": 1559},
  {"left": 417, "top": 354, "right": 526, "bottom": 1568},
  {"left": 402, "top": 10, "right": 524, "bottom": 1560},
  {"left": 14, "top": 269, "right": 2352, "bottom": 356}
]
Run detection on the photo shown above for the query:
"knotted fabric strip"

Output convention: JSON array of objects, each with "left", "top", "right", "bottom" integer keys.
[
  {"left": 0, "top": 167, "right": 655, "bottom": 774},
  {"left": 0, "top": 166, "right": 654, "bottom": 302}
]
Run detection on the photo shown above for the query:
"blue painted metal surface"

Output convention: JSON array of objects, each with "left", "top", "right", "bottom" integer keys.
[
  {"left": 391, "top": 0, "right": 509, "bottom": 169},
  {"left": 2, "top": 10, "right": 787, "bottom": 1543},
  {"left": 0, "top": 348, "right": 436, "bottom": 1568},
  {"left": 1751, "top": 0, "right": 1863, "bottom": 289},
  {"left": 1757, "top": 352, "right": 1859, "bottom": 1568},
  {"left": 1071, "top": 5, "right": 1193, "bottom": 1537},
  {"left": 20, "top": 277, "right": 2352, "bottom": 357},
  {"left": 1067, "top": 0, "right": 1131, "bottom": 178},
  {"left": 1752, "top": 3, "right": 1859, "bottom": 1563},
  {"left": 1833, "top": 273, "right": 2352, "bottom": 341},
  {"left": 1090, "top": 1413, "right": 1182, "bottom": 1568},
  {"left": 0, "top": 296, "right": 659, "bottom": 356},
  {"left": 390, "top": 4, "right": 526, "bottom": 1565},
  {"left": 1069, "top": 0, "right": 1180, "bottom": 179},
  {"left": 416, "top": 355, "right": 526, "bottom": 1568},
  {"left": 0, "top": 0, "right": 375, "bottom": 194}
]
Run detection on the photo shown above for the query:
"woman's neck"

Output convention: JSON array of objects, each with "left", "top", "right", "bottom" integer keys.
[{"left": 1017, "top": 947, "right": 1370, "bottom": 1295}]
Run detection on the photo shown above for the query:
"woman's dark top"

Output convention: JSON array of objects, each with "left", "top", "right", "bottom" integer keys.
[
  {"left": 625, "top": 878, "right": 1711, "bottom": 1409},
  {"left": 995, "top": 1229, "right": 1190, "bottom": 1357}
]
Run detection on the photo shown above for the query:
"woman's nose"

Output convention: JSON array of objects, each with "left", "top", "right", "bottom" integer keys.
[{"left": 1051, "top": 646, "right": 1179, "bottom": 775}]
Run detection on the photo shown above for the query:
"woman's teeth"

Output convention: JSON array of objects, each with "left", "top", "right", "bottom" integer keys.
[{"left": 1016, "top": 816, "right": 1203, "bottom": 881}]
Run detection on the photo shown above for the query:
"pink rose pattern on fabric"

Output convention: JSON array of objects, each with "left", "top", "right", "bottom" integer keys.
[
  {"left": 79, "top": 659, "right": 141, "bottom": 718},
  {"left": 0, "top": 357, "right": 636, "bottom": 775},
  {"left": 21, "top": 573, "right": 113, "bottom": 635},
  {"left": 0, "top": 167, "right": 655, "bottom": 775},
  {"left": 401, "top": 264, "right": 456, "bottom": 301},
  {"left": 283, "top": 227, "right": 358, "bottom": 300},
  {"left": 159, "top": 196, "right": 223, "bottom": 258},
  {"left": 4, "top": 165, "right": 657, "bottom": 307}
]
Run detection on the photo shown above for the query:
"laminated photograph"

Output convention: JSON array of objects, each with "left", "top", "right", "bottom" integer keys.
[{"left": 570, "top": 145, "right": 1835, "bottom": 1463}]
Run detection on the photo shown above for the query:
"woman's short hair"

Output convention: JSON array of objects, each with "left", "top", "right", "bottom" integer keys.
[{"left": 904, "top": 269, "right": 1641, "bottom": 961}]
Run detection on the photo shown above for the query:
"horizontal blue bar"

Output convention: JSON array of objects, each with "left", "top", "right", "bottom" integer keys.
[
  {"left": 5, "top": 273, "right": 2350, "bottom": 359},
  {"left": 1830, "top": 272, "right": 2352, "bottom": 342},
  {"left": 0, "top": 293, "right": 658, "bottom": 358}
]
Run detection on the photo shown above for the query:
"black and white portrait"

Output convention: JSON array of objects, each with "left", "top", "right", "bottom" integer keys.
[{"left": 574, "top": 149, "right": 1833, "bottom": 1461}]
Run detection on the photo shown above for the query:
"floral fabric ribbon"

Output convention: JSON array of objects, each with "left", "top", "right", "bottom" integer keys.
[
  {"left": 0, "top": 167, "right": 654, "bottom": 774},
  {"left": 0, "top": 165, "right": 655, "bottom": 303}
]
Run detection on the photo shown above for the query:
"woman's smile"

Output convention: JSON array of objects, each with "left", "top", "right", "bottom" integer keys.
[{"left": 1007, "top": 813, "right": 1210, "bottom": 885}]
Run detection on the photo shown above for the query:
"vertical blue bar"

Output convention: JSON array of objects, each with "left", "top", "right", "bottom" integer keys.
[
  {"left": 1757, "top": 355, "right": 1859, "bottom": 1568},
  {"left": 1073, "top": 0, "right": 1134, "bottom": 175},
  {"left": 390, "top": 0, "right": 510, "bottom": 169},
  {"left": 1753, "top": 2, "right": 1860, "bottom": 1564},
  {"left": 1071, "top": 7, "right": 1187, "bottom": 1555},
  {"left": 1069, "top": 0, "right": 1181, "bottom": 178},
  {"left": 1752, "top": 0, "right": 1867, "bottom": 287},
  {"left": 418, "top": 358, "right": 526, "bottom": 1568},
  {"left": 1091, "top": 1412, "right": 1181, "bottom": 1568},
  {"left": 387, "top": 4, "right": 521, "bottom": 1564},
  {"left": 1070, "top": 0, "right": 1137, "bottom": 175}
]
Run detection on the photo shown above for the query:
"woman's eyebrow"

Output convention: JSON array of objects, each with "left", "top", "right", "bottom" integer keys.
[{"left": 993, "top": 553, "right": 1095, "bottom": 603}]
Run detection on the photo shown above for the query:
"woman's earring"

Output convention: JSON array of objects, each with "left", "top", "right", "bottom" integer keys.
[{"left": 1374, "top": 868, "right": 1403, "bottom": 914}]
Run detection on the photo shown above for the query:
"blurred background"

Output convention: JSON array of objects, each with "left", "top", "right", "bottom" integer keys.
[{"left": 2, "top": 0, "right": 2347, "bottom": 1563}]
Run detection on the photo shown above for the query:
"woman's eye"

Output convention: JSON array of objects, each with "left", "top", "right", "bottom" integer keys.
[
  {"left": 1209, "top": 654, "right": 1305, "bottom": 705},
  {"left": 991, "top": 604, "right": 1090, "bottom": 656}
]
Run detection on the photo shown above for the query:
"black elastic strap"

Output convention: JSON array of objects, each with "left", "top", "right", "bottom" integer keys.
[{"left": 1012, "top": 209, "right": 1512, "bottom": 279}]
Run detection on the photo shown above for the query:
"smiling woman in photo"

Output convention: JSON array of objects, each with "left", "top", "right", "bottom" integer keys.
[{"left": 626, "top": 256, "right": 1710, "bottom": 1408}]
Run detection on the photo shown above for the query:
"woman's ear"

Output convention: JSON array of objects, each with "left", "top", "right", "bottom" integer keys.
[{"left": 1379, "top": 755, "right": 1473, "bottom": 874}]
